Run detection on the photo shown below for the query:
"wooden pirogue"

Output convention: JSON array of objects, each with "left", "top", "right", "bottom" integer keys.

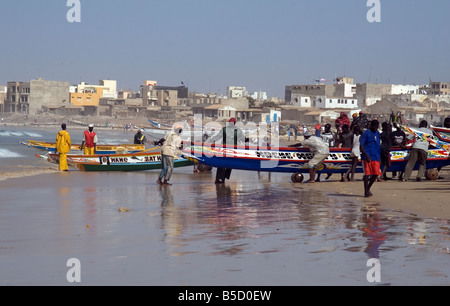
[
  {"left": 21, "top": 139, "right": 145, "bottom": 154},
  {"left": 36, "top": 149, "right": 193, "bottom": 172}
]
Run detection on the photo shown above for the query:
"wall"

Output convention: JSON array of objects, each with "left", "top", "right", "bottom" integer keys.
[{"left": 29, "top": 79, "right": 70, "bottom": 115}]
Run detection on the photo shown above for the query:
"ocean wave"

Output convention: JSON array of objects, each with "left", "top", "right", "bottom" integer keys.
[
  {"left": 0, "top": 130, "right": 43, "bottom": 138},
  {"left": 23, "top": 131, "right": 43, "bottom": 138},
  {"left": 0, "top": 149, "right": 22, "bottom": 158},
  {"left": 0, "top": 167, "right": 58, "bottom": 181}
]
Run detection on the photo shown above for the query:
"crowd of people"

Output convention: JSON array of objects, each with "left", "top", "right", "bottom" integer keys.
[
  {"left": 288, "top": 112, "right": 450, "bottom": 198},
  {"left": 53, "top": 112, "right": 450, "bottom": 197}
]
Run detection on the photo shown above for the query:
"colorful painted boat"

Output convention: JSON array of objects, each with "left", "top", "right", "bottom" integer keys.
[
  {"left": 400, "top": 125, "right": 450, "bottom": 151},
  {"left": 37, "top": 150, "right": 193, "bottom": 172},
  {"left": 21, "top": 139, "right": 145, "bottom": 154},
  {"left": 431, "top": 126, "right": 450, "bottom": 143},
  {"left": 181, "top": 142, "right": 450, "bottom": 181}
]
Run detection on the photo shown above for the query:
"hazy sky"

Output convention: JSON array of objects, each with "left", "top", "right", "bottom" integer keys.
[{"left": 1, "top": 0, "right": 449, "bottom": 98}]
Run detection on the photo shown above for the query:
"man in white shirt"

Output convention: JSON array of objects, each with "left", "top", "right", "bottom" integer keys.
[
  {"left": 290, "top": 131, "right": 330, "bottom": 183},
  {"left": 157, "top": 128, "right": 183, "bottom": 186},
  {"left": 403, "top": 120, "right": 432, "bottom": 182}
]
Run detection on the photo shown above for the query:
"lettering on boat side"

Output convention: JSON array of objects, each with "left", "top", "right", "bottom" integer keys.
[
  {"left": 255, "top": 151, "right": 352, "bottom": 161},
  {"left": 109, "top": 155, "right": 161, "bottom": 164},
  {"left": 66, "top": 258, "right": 81, "bottom": 283}
]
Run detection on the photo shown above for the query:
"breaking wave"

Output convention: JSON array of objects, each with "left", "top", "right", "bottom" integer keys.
[{"left": 0, "top": 149, "right": 22, "bottom": 158}]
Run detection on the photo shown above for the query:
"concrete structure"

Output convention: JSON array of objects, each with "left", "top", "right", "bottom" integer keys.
[
  {"left": 141, "top": 82, "right": 188, "bottom": 107},
  {"left": 98, "top": 80, "right": 118, "bottom": 98},
  {"left": 70, "top": 87, "right": 103, "bottom": 107},
  {"left": 6, "top": 79, "right": 69, "bottom": 114},
  {"left": 142, "top": 85, "right": 179, "bottom": 107},
  {"left": 290, "top": 95, "right": 312, "bottom": 108},
  {"left": 428, "top": 82, "right": 450, "bottom": 96},
  {"left": 355, "top": 83, "right": 392, "bottom": 107},
  {"left": 227, "top": 86, "right": 248, "bottom": 98},
  {"left": 286, "top": 77, "right": 356, "bottom": 107},
  {"left": 0, "top": 85, "right": 6, "bottom": 113},
  {"left": 72, "top": 80, "right": 117, "bottom": 99},
  {"left": 250, "top": 90, "right": 267, "bottom": 101},
  {"left": 6, "top": 81, "right": 30, "bottom": 113},
  {"left": 29, "top": 79, "right": 70, "bottom": 115},
  {"left": 391, "top": 84, "right": 420, "bottom": 95},
  {"left": 315, "top": 97, "right": 358, "bottom": 109}
]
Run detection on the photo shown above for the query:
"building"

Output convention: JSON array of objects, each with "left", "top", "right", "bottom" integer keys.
[
  {"left": 5, "top": 79, "right": 69, "bottom": 114},
  {"left": 315, "top": 97, "right": 359, "bottom": 109},
  {"left": 0, "top": 85, "right": 6, "bottom": 113},
  {"left": 290, "top": 95, "right": 312, "bottom": 108},
  {"left": 70, "top": 87, "right": 103, "bottom": 107},
  {"left": 141, "top": 81, "right": 188, "bottom": 107},
  {"left": 71, "top": 80, "right": 117, "bottom": 98},
  {"left": 427, "top": 82, "right": 450, "bottom": 96},
  {"left": 5, "top": 81, "right": 30, "bottom": 113},
  {"left": 69, "top": 80, "right": 118, "bottom": 108},
  {"left": 355, "top": 83, "right": 422, "bottom": 107},
  {"left": 250, "top": 90, "right": 267, "bottom": 101},
  {"left": 285, "top": 77, "right": 356, "bottom": 108},
  {"left": 227, "top": 86, "right": 248, "bottom": 98}
]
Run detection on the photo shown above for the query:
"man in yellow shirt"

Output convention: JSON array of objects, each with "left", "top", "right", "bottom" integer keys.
[{"left": 56, "top": 123, "right": 72, "bottom": 171}]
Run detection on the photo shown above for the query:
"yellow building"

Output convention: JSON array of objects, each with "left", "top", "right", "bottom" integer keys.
[{"left": 70, "top": 87, "right": 103, "bottom": 106}]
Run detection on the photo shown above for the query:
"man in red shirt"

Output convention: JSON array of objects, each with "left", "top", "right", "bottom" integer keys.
[{"left": 80, "top": 124, "right": 98, "bottom": 155}]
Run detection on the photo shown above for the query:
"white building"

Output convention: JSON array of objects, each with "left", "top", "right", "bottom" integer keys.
[
  {"left": 391, "top": 84, "right": 420, "bottom": 95},
  {"left": 73, "top": 80, "right": 118, "bottom": 99},
  {"left": 227, "top": 86, "right": 248, "bottom": 98},
  {"left": 250, "top": 90, "right": 267, "bottom": 101},
  {"left": 315, "top": 96, "right": 359, "bottom": 109},
  {"left": 290, "top": 95, "right": 312, "bottom": 108}
]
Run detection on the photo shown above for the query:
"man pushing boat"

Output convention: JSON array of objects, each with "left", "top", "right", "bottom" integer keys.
[{"left": 289, "top": 131, "right": 330, "bottom": 183}]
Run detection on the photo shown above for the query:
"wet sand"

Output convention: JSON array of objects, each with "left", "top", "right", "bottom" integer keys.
[{"left": 297, "top": 169, "right": 450, "bottom": 220}]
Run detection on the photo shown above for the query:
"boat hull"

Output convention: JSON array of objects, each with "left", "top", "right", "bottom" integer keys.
[
  {"left": 21, "top": 140, "right": 145, "bottom": 154},
  {"left": 40, "top": 150, "right": 194, "bottom": 172},
  {"left": 181, "top": 143, "right": 450, "bottom": 174}
]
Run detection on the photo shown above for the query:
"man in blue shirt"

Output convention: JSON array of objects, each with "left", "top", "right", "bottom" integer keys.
[{"left": 360, "top": 120, "right": 381, "bottom": 197}]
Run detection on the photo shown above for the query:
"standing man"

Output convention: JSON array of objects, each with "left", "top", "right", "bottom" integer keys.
[
  {"left": 134, "top": 129, "right": 150, "bottom": 145},
  {"left": 289, "top": 131, "right": 330, "bottom": 183},
  {"left": 403, "top": 120, "right": 432, "bottom": 182},
  {"left": 210, "top": 117, "right": 246, "bottom": 184},
  {"left": 360, "top": 120, "right": 381, "bottom": 197},
  {"left": 157, "top": 128, "right": 183, "bottom": 186},
  {"left": 56, "top": 123, "right": 71, "bottom": 171},
  {"left": 80, "top": 124, "right": 98, "bottom": 155}
]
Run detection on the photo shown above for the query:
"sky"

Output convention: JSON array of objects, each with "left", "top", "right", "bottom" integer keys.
[{"left": 1, "top": 0, "right": 449, "bottom": 98}]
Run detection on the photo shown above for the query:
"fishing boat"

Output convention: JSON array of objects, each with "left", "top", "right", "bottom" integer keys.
[
  {"left": 181, "top": 142, "right": 450, "bottom": 182},
  {"left": 431, "top": 126, "right": 450, "bottom": 143},
  {"left": 37, "top": 149, "right": 194, "bottom": 172},
  {"left": 20, "top": 139, "right": 145, "bottom": 154}
]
